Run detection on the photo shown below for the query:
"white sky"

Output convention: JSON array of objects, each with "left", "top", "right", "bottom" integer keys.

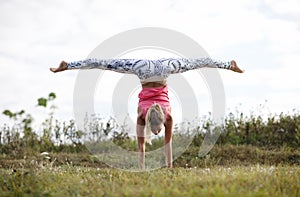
[{"left": 1, "top": 0, "right": 300, "bottom": 127}]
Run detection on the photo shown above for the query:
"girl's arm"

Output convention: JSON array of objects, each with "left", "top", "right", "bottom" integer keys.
[
  {"left": 164, "top": 113, "right": 173, "bottom": 168},
  {"left": 136, "top": 110, "right": 146, "bottom": 170}
]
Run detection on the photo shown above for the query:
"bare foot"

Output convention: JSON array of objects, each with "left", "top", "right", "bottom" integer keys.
[
  {"left": 230, "top": 60, "right": 244, "bottom": 73},
  {"left": 50, "top": 61, "right": 68, "bottom": 73}
]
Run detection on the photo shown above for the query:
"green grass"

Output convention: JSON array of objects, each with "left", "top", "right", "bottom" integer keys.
[
  {"left": 0, "top": 165, "right": 299, "bottom": 197},
  {"left": 0, "top": 144, "right": 299, "bottom": 196}
]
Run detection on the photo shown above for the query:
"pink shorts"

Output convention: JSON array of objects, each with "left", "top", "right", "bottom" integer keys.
[{"left": 138, "top": 85, "right": 171, "bottom": 120}]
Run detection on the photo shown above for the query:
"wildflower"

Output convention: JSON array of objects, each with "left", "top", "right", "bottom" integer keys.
[{"left": 269, "top": 166, "right": 275, "bottom": 174}]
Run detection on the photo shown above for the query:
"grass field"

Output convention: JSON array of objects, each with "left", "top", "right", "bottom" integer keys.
[
  {"left": 0, "top": 144, "right": 299, "bottom": 196},
  {"left": 1, "top": 94, "right": 299, "bottom": 196},
  {"left": 0, "top": 164, "right": 299, "bottom": 197}
]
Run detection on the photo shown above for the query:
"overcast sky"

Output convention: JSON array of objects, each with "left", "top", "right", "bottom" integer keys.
[{"left": 1, "top": 0, "right": 300, "bottom": 127}]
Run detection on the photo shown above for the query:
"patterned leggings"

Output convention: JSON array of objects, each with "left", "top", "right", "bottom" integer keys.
[{"left": 67, "top": 58, "right": 232, "bottom": 82}]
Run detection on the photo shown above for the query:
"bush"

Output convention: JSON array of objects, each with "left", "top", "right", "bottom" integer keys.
[{"left": 1, "top": 93, "right": 299, "bottom": 156}]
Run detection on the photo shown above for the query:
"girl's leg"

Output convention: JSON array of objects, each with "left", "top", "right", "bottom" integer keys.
[
  {"left": 50, "top": 58, "right": 244, "bottom": 74},
  {"left": 50, "top": 58, "right": 141, "bottom": 74},
  {"left": 230, "top": 60, "right": 244, "bottom": 73},
  {"left": 50, "top": 61, "right": 68, "bottom": 73},
  {"left": 164, "top": 58, "right": 244, "bottom": 74}
]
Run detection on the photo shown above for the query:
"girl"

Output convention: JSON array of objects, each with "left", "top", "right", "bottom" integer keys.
[{"left": 50, "top": 58, "right": 243, "bottom": 169}]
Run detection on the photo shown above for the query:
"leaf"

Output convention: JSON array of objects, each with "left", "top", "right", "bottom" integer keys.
[
  {"left": 3, "top": 110, "right": 15, "bottom": 118},
  {"left": 48, "top": 92, "right": 56, "bottom": 101},
  {"left": 37, "top": 98, "right": 47, "bottom": 107},
  {"left": 18, "top": 110, "right": 25, "bottom": 115}
]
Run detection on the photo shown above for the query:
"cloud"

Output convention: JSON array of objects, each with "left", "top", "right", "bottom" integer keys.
[
  {"left": 1, "top": 0, "right": 300, "bottom": 126},
  {"left": 261, "top": 0, "right": 300, "bottom": 21}
]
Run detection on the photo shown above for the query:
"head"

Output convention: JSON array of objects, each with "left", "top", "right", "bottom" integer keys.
[{"left": 145, "top": 103, "right": 165, "bottom": 144}]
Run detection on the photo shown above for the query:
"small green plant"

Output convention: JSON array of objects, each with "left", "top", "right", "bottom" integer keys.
[{"left": 1, "top": 93, "right": 299, "bottom": 159}]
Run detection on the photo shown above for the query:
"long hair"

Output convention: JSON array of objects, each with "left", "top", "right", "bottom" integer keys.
[{"left": 145, "top": 103, "right": 165, "bottom": 145}]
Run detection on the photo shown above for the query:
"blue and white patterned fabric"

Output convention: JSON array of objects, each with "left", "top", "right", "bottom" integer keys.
[{"left": 67, "top": 58, "right": 231, "bottom": 83}]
